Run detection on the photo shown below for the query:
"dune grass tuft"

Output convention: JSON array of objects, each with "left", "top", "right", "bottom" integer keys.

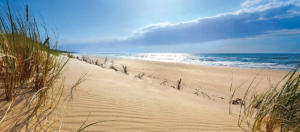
[
  {"left": 0, "top": 2, "right": 78, "bottom": 131},
  {"left": 230, "top": 67, "right": 300, "bottom": 132},
  {"left": 122, "top": 65, "right": 128, "bottom": 75}
]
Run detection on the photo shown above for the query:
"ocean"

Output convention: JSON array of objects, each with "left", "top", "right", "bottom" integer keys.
[{"left": 86, "top": 53, "right": 300, "bottom": 71}]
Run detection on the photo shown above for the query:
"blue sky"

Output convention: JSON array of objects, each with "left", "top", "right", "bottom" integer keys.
[{"left": 3, "top": 0, "right": 300, "bottom": 53}]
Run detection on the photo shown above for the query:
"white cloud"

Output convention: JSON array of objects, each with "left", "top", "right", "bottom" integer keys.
[
  {"left": 241, "top": 0, "right": 263, "bottom": 7},
  {"left": 134, "top": 22, "right": 174, "bottom": 34},
  {"left": 92, "top": 0, "right": 300, "bottom": 46},
  {"left": 264, "top": 29, "right": 300, "bottom": 36}
]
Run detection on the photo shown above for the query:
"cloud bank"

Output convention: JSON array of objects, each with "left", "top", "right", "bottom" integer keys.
[{"left": 110, "top": 0, "right": 300, "bottom": 45}]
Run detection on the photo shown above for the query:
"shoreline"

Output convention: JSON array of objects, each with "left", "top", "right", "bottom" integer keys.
[
  {"left": 80, "top": 53, "right": 298, "bottom": 71},
  {"left": 116, "top": 57, "right": 292, "bottom": 71},
  {"left": 86, "top": 54, "right": 293, "bottom": 72}
]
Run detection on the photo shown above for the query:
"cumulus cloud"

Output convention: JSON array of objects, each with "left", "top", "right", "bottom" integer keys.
[{"left": 108, "top": 0, "right": 300, "bottom": 45}]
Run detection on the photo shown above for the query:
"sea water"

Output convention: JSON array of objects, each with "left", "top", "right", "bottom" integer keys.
[{"left": 87, "top": 53, "right": 300, "bottom": 71}]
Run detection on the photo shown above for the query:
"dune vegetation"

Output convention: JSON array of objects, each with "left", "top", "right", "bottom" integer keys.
[
  {"left": 0, "top": 2, "right": 73, "bottom": 131},
  {"left": 231, "top": 67, "right": 300, "bottom": 132}
]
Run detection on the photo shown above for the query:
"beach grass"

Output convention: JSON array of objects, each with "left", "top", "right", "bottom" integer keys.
[
  {"left": 231, "top": 67, "right": 300, "bottom": 132},
  {"left": 0, "top": 2, "right": 72, "bottom": 130}
]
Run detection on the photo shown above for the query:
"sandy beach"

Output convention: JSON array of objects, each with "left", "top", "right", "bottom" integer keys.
[
  {"left": 53, "top": 57, "right": 288, "bottom": 131},
  {"left": 1, "top": 1, "right": 299, "bottom": 131}
]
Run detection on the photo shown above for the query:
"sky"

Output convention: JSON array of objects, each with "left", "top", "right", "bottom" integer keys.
[{"left": 2, "top": 0, "right": 300, "bottom": 53}]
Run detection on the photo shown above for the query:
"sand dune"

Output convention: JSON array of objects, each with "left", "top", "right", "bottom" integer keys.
[{"left": 55, "top": 58, "right": 287, "bottom": 131}]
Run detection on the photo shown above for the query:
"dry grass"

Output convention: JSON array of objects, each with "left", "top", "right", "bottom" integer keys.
[
  {"left": 82, "top": 56, "right": 92, "bottom": 64},
  {"left": 135, "top": 72, "right": 145, "bottom": 79},
  {"left": 230, "top": 67, "right": 300, "bottom": 132},
  {"left": 110, "top": 65, "right": 118, "bottom": 71},
  {"left": 177, "top": 78, "right": 182, "bottom": 90},
  {"left": 0, "top": 2, "right": 82, "bottom": 131},
  {"left": 122, "top": 65, "right": 128, "bottom": 75},
  {"left": 67, "top": 54, "right": 75, "bottom": 58}
]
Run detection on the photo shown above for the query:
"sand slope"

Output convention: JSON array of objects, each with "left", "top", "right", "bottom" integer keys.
[{"left": 57, "top": 58, "right": 287, "bottom": 132}]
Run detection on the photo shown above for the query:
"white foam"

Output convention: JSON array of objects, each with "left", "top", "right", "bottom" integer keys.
[{"left": 94, "top": 53, "right": 296, "bottom": 70}]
